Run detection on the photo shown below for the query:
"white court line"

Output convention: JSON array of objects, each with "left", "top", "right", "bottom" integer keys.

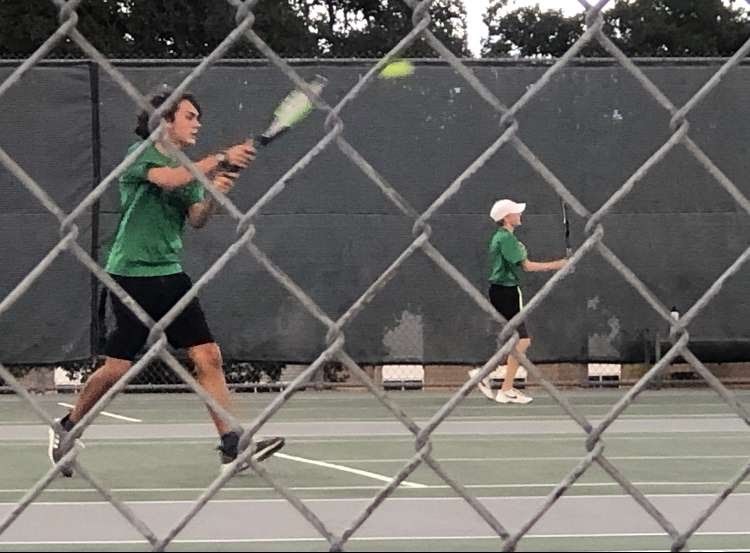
[
  {"left": 4, "top": 492, "right": 750, "bottom": 505},
  {"left": 1, "top": 483, "right": 748, "bottom": 495},
  {"left": 294, "top": 434, "right": 750, "bottom": 442},
  {"left": 8, "top": 413, "right": 740, "bottom": 426},
  {"left": 56, "top": 403, "right": 141, "bottom": 423},
  {"left": 80, "top": 413, "right": 745, "bottom": 423},
  {"left": 1, "top": 532, "right": 749, "bottom": 547},
  {"left": 0, "top": 486, "right": 411, "bottom": 494},
  {"left": 272, "top": 452, "right": 427, "bottom": 488},
  {"left": 6, "top": 434, "right": 745, "bottom": 463},
  {"left": 3, "top": 434, "right": 750, "bottom": 446},
  {"left": 322, "top": 454, "right": 750, "bottom": 463},
  {"left": 64, "top": 401, "right": 746, "bottom": 410}
]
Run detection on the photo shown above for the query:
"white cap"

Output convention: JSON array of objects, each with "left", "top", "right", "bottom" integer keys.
[{"left": 490, "top": 199, "right": 526, "bottom": 222}]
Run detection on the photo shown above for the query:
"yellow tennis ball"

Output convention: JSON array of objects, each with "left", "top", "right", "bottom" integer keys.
[{"left": 379, "top": 60, "right": 415, "bottom": 79}]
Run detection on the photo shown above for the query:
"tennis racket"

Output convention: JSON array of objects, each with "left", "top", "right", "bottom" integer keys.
[{"left": 220, "top": 74, "right": 328, "bottom": 171}]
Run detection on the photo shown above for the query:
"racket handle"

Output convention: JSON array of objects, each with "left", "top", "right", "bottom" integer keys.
[
  {"left": 217, "top": 135, "right": 266, "bottom": 173},
  {"left": 218, "top": 161, "right": 242, "bottom": 173}
]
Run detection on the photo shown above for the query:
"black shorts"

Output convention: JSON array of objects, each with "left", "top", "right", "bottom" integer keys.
[
  {"left": 104, "top": 273, "right": 214, "bottom": 361},
  {"left": 488, "top": 284, "right": 529, "bottom": 339}
]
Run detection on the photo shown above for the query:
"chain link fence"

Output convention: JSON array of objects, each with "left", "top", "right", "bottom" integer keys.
[{"left": 1, "top": 0, "right": 750, "bottom": 550}]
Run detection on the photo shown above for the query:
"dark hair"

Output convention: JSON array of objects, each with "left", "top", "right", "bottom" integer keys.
[{"left": 134, "top": 90, "right": 202, "bottom": 139}]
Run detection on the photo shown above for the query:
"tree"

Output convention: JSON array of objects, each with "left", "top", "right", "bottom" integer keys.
[
  {"left": 0, "top": 0, "right": 467, "bottom": 59},
  {"left": 605, "top": 0, "right": 750, "bottom": 57},
  {"left": 0, "top": 0, "right": 131, "bottom": 58},
  {"left": 483, "top": 3, "right": 588, "bottom": 57},
  {"left": 483, "top": 0, "right": 750, "bottom": 58},
  {"left": 306, "top": 0, "right": 468, "bottom": 57},
  {"left": 122, "top": 0, "right": 318, "bottom": 58}
]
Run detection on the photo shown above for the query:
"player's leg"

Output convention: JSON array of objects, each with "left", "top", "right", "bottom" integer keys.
[
  {"left": 169, "top": 273, "right": 284, "bottom": 470},
  {"left": 496, "top": 337, "right": 533, "bottom": 404},
  {"left": 501, "top": 337, "right": 530, "bottom": 393},
  {"left": 50, "top": 277, "right": 148, "bottom": 476},
  {"left": 49, "top": 357, "right": 133, "bottom": 477},
  {"left": 187, "top": 342, "right": 285, "bottom": 470},
  {"left": 486, "top": 284, "right": 533, "bottom": 404},
  {"left": 470, "top": 284, "right": 513, "bottom": 400},
  {"left": 69, "top": 357, "right": 133, "bottom": 423},
  {"left": 187, "top": 342, "right": 232, "bottom": 435}
]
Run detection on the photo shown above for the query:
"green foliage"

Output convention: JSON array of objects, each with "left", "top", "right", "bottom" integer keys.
[
  {"left": 605, "top": 0, "right": 750, "bottom": 57},
  {"left": 322, "top": 361, "right": 350, "bottom": 383},
  {"left": 0, "top": 0, "right": 131, "bottom": 57},
  {"left": 224, "top": 361, "right": 284, "bottom": 385},
  {"left": 309, "top": 0, "right": 467, "bottom": 57},
  {"left": 483, "top": 0, "right": 750, "bottom": 58},
  {"left": 0, "top": 0, "right": 467, "bottom": 58},
  {"left": 484, "top": 4, "right": 590, "bottom": 57}
]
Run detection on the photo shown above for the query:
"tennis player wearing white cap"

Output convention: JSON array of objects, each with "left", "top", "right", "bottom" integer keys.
[{"left": 468, "top": 199, "right": 567, "bottom": 404}]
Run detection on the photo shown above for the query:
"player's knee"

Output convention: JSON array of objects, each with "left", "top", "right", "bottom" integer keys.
[
  {"left": 97, "top": 357, "right": 132, "bottom": 386},
  {"left": 190, "top": 342, "right": 223, "bottom": 371}
]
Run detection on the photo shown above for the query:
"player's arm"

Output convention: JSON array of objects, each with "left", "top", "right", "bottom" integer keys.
[
  {"left": 500, "top": 235, "right": 566, "bottom": 272},
  {"left": 188, "top": 171, "right": 239, "bottom": 229},
  {"left": 522, "top": 259, "right": 567, "bottom": 272},
  {"left": 147, "top": 154, "right": 222, "bottom": 191},
  {"left": 148, "top": 142, "right": 255, "bottom": 192}
]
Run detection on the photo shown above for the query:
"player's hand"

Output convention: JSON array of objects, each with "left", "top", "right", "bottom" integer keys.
[
  {"left": 212, "top": 172, "right": 239, "bottom": 194},
  {"left": 225, "top": 140, "right": 256, "bottom": 169}
]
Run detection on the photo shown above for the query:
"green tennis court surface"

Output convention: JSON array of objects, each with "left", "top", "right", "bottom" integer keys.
[{"left": 1, "top": 389, "right": 749, "bottom": 551}]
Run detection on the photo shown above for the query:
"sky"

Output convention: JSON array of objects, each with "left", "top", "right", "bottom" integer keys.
[{"left": 464, "top": 0, "right": 590, "bottom": 56}]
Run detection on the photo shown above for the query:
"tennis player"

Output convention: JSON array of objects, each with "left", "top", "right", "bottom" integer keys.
[
  {"left": 49, "top": 90, "right": 284, "bottom": 477},
  {"left": 469, "top": 199, "right": 567, "bottom": 404}
]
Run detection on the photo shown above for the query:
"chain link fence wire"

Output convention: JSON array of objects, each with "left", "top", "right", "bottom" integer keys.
[{"left": 1, "top": 0, "right": 750, "bottom": 550}]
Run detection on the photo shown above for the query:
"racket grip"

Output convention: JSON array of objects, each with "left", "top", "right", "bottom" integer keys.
[
  {"left": 217, "top": 133, "right": 274, "bottom": 173},
  {"left": 217, "top": 137, "right": 256, "bottom": 172},
  {"left": 217, "top": 161, "right": 242, "bottom": 173}
]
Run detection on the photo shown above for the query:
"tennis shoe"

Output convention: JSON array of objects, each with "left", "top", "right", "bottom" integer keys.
[
  {"left": 468, "top": 368, "right": 495, "bottom": 401},
  {"left": 218, "top": 433, "right": 285, "bottom": 475},
  {"left": 495, "top": 388, "right": 533, "bottom": 404}
]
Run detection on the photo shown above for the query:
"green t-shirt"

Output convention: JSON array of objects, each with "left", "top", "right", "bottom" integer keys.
[
  {"left": 105, "top": 142, "right": 204, "bottom": 277},
  {"left": 488, "top": 227, "right": 527, "bottom": 287}
]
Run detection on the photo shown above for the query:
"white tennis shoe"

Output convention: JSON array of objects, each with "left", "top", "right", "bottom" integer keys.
[
  {"left": 495, "top": 388, "right": 533, "bottom": 404},
  {"left": 467, "top": 368, "right": 495, "bottom": 401}
]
